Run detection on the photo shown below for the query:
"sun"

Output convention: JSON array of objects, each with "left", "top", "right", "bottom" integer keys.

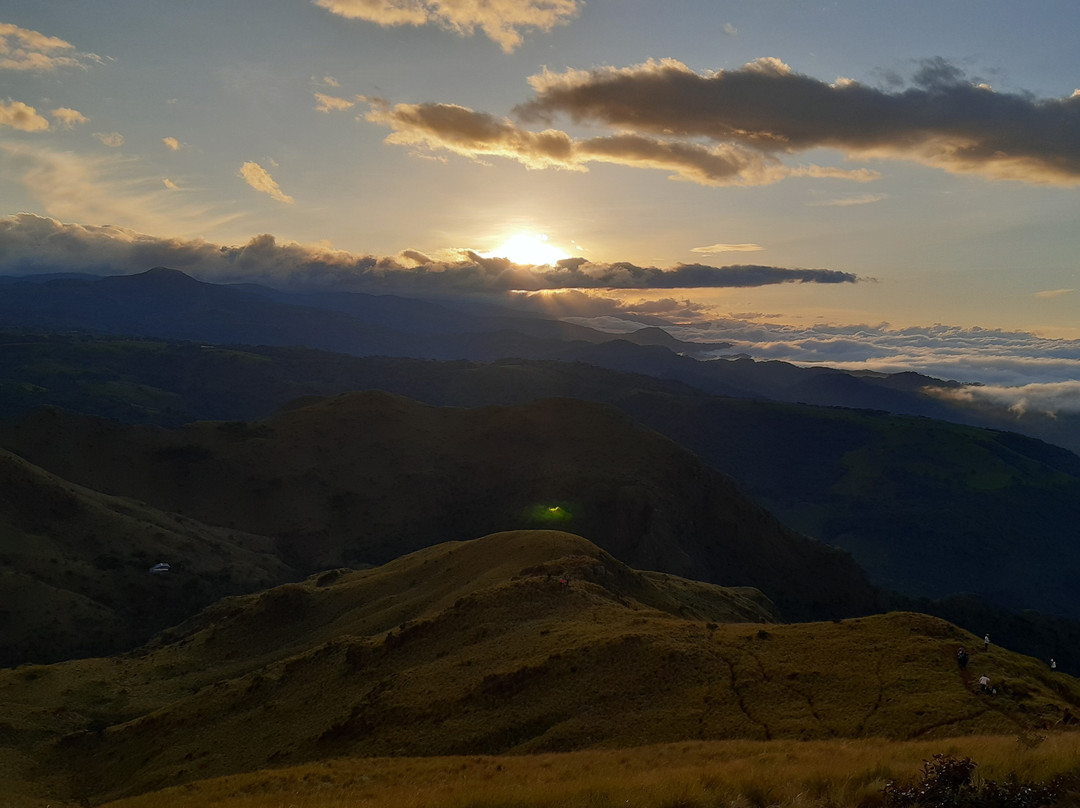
[{"left": 486, "top": 233, "right": 570, "bottom": 266}]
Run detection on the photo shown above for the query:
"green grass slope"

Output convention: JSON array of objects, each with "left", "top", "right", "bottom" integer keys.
[
  {"left": 0, "top": 531, "right": 1076, "bottom": 805},
  {"left": 0, "top": 392, "right": 876, "bottom": 620},
  {"left": 0, "top": 447, "right": 294, "bottom": 666}
]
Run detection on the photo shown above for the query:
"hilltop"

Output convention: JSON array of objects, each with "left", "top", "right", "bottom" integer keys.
[{"left": 1, "top": 531, "right": 1076, "bottom": 805}]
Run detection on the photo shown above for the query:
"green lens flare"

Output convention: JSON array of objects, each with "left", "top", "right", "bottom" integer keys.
[{"left": 527, "top": 504, "right": 573, "bottom": 522}]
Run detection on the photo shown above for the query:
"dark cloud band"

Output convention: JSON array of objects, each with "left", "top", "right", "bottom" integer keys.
[
  {"left": 516, "top": 57, "right": 1080, "bottom": 184},
  {"left": 0, "top": 214, "right": 859, "bottom": 293}
]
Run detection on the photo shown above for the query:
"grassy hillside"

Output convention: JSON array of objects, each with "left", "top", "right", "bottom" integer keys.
[
  {"left": 1, "top": 531, "right": 1077, "bottom": 805},
  {"left": 0, "top": 392, "right": 876, "bottom": 621},
  {"left": 0, "top": 447, "right": 294, "bottom": 666}
]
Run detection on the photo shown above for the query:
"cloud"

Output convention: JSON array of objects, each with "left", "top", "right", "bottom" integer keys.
[
  {"left": 51, "top": 107, "right": 88, "bottom": 128},
  {"left": 162, "top": 177, "right": 179, "bottom": 189},
  {"left": 314, "top": 92, "right": 356, "bottom": 113},
  {"left": 655, "top": 317, "right": 1080, "bottom": 388},
  {"left": 1034, "top": 288, "right": 1075, "bottom": 300},
  {"left": 925, "top": 381, "right": 1080, "bottom": 417},
  {"left": 314, "top": 0, "right": 581, "bottom": 53},
  {"left": 723, "top": 23, "right": 738, "bottom": 36},
  {"left": 162, "top": 136, "right": 181, "bottom": 151},
  {"left": 472, "top": 257, "right": 859, "bottom": 289},
  {"left": 511, "top": 288, "right": 713, "bottom": 325},
  {"left": 515, "top": 57, "right": 1080, "bottom": 185},
  {"left": 93, "top": 131, "right": 125, "bottom": 147},
  {"left": 2, "top": 214, "right": 1074, "bottom": 395},
  {"left": 239, "top": 161, "right": 295, "bottom": 203},
  {"left": 0, "top": 21, "right": 101, "bottom": 71},
  {"left": 0, "top": 214, "right": 861, "bottom": 296},
  {"left": 363, "top": 98, "right": 879, "bottom": 186},
  {"left": 809, "top": 193, "right": 888, "bottom": 207},
  {"left": 0, "top": 145, "right": 238, "bottom": 237},
  {"left": 691, "top": 243, "right": 764, "bottom": 254},
  {"left": 0, "top": 99, "right": 49, "bottom": 131}
]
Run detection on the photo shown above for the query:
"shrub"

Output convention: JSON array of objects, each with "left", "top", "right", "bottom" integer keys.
[{"left": 884, "top": 753, "right": 1063, "bottom": 807}]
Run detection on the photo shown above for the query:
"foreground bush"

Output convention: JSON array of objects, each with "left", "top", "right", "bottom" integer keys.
[{"left": 884, "top": 753, "right": 1069, "bottom": 807}]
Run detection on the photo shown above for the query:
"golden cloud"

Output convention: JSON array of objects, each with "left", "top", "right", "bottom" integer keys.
[
  {"left": 0, "top": 21, "right": 100, "bottom": 71},
  {"left": 313, "top": 0, "right": 581, "bottom": 52},
  {"left": 691, "top": 243, "right": 764, "bottom": 254},
  {"left": 0, "top": 99, "right": 49, "bottom": 131},
  {"left": 314, "top": 92, "right": 356, "bottom": 113},
  {"left": 364, "top": 98, "right": 878, "bottom": 186},
  {"left": 239, "top": 161, "right": 295, "bottom": 204},
  {"left": 50, "top": 107, "right": 89, "bottom": 128}
]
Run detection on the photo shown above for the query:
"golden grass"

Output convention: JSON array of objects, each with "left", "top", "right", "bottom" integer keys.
[{"left": 99, "top": 732, "right": 1080, "bottom": 808}]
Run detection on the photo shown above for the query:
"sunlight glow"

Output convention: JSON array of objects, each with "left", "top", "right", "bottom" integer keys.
[{"left": 486, "top": 233, "right": 570, "bottom": 266}]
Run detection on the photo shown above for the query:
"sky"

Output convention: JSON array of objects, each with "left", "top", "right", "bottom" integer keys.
[{"left": 1, "top": 0, "right": 1079, "bottom": 402}]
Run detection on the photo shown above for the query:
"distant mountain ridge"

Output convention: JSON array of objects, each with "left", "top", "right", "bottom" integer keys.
[
  {"left": 2, "top": 266, "right": 1074, "bottom": 455},
  {"left": 0, "top": 266, "right": 730, "bottom": 359}
]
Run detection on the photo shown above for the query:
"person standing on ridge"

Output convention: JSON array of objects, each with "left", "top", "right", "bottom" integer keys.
[{"left": 984, "top": 634, "right": 990, "bottom": 651}]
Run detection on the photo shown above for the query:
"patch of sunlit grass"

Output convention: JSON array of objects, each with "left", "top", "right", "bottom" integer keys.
[{"left": 100, "top": 733, "right": 1080, "bottom": 808}]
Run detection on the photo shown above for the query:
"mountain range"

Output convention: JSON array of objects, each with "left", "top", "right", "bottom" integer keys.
[
  {"left": 3, "top": 265, "right": 1080, "bottom": 806},
  {"left": 2, "top": 266, "right": 1076, "bottom": 454}
]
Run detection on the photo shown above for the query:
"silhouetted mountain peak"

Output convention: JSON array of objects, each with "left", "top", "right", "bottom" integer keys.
[{"left": 123, "top": 266, "right": 206, "bottom": 287}]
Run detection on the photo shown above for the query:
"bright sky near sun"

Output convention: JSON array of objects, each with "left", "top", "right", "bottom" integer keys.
[{"left": 2, "top": 0, "right": 1080, "bottom": 389}]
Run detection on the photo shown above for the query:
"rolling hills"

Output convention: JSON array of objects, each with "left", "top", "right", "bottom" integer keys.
[
  {"left": 2, "top": 332, "right": 1078, "bottom": 622},
  {"left": 2, "top": 531, "right": 1077, "bottom": 806},
  {"left": 0, "top": 391, "right": 876, "bottom": 629}
]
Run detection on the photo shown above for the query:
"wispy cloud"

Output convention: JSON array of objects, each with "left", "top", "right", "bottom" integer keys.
[
  {"left": 0, "top": 145, "right": 237, "bottom": 237},
  {"left": 516, "top": 57, "right": 1080, "bottom": 186},
  {"left": 314, "top": 92, "right": 356, "bottom": 113},
  {"left": 809, "top": 193, "right": 888, "bottom": 207},
  {"left": 0, "top": 21, "right": 101, "bottom": 71},
  {"left": 1034, "top": 288, "right": 1075, "bottom": 300},
  {"left": 691, "top": 243, "right": 764, "bottom": 254},
  {"left": 162, "top": 136, "right": 182, "bottom": 151},
  {"left": 314, "top": 0, "right": 581, "bottom": 53},
  {"left": 363, "top": 97, "right": 878, "bottom": 186},
  {"left": 239, "top": 161, "right": 294, "bottom": 203},
  {"left": 50, "top": 107, "right": 88, "bottom": 128},
  {"left": 0, "top": 99, "right": 49, "bottom": 131},
  {"left": 93, "top": 131, "right": 125, "bottom": 147}
]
